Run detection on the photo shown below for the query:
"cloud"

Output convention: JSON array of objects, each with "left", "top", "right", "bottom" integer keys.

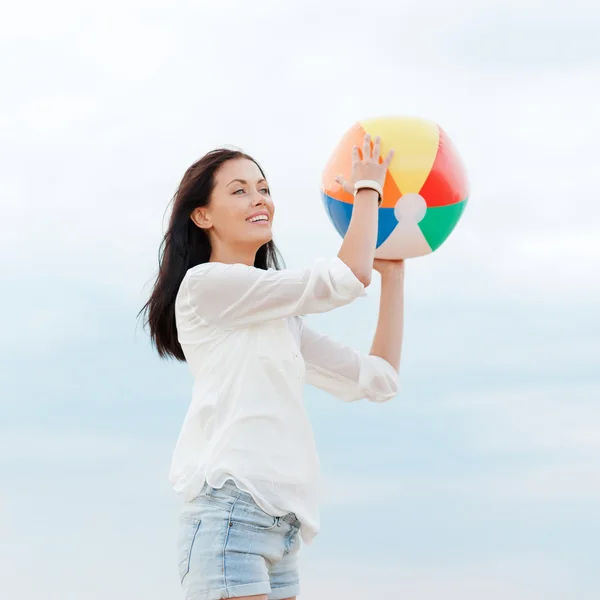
[
  {"left": 322, "top": 460, "right": 600, "bottom": 508},
  {"left": 449, "top": 0, "right": 600, "bottom": 69},
  {"left": 439, "top": 383, "right": 600, "bottom": 455},
  {"left": 0, "top": 429, "right": 143, "bottom": 464},
  {"left": 317, "top": 382, "right": 600, "bottom": 510},
  {"left": 301, "top": 557, "right": 573, "bottom": 600}
]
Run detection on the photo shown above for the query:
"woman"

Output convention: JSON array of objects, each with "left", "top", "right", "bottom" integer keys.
[{"left": 140, "top": 134, "right": 405, "bottom": 600}]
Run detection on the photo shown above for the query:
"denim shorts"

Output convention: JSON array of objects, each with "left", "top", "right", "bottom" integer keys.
[{"left": 177, "top": 479, "right": 302, "bottom": 600}]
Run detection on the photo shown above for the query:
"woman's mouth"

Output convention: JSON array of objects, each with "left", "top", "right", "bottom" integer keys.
[{"left": 246, "top": 212, "right": 270, "bottom": 225}]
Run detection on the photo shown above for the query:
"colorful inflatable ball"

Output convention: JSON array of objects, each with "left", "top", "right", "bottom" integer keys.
[{"left": 321, "top": 116, "right": 470, "bottom": 259}]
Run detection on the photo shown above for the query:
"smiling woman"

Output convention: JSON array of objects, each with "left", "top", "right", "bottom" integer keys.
[
  {"left": 139, "top": 138, "right": 405, "bottom": 600},
  {"left": 190, "top": 159, "right": 277, "bottom": 267},
  {"left": 139, "top": 149, "right": 283, "bottom": 362}
]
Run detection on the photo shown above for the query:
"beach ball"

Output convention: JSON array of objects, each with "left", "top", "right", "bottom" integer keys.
[{"left": 321, "top": 116, "right": 470, "bottom": 259}]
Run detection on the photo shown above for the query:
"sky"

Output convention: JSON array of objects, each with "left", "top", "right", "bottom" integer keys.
[{"left": 1, "top": 0, "right": 599, "bottom": 598}]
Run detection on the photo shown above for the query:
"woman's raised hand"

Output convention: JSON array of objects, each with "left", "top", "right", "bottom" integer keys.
[{"left": 335, "top": 134, "right": 395, "bottom": 195}]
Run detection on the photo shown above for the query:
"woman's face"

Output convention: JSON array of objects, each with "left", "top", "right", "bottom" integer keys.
[{"left": 192, "top": 158, "right": 275, "bottom": 253}]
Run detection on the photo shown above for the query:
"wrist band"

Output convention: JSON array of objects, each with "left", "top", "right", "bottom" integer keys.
[{"left": 354, "top": 180, "right": 383, "bottom": 205}]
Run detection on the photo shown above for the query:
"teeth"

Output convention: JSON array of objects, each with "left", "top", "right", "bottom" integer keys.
[{"left": 248, "top": 215, "right": 268, "bottom": 222}]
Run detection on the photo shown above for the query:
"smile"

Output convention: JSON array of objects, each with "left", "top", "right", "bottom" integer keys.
[{"left": 246, "top": 214, "right": 269, "bottom": 224}]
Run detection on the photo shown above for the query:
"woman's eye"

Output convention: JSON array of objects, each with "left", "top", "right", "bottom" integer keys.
[{"left": 233, "top": 187, "right": 269, "bottom": 195}]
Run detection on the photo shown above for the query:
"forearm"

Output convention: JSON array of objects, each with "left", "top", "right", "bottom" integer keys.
[
  {"left": 369, "top": 270, "right": 405, "bottom": 371},
  {"left": 337, "top": 190, "right": 379, "bottom": 287}
]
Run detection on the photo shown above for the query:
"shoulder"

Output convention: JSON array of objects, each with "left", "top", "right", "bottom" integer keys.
[
  {"left": 184, "top": 262, "right": 259, "bottom": 284},
  {"left": 186, "top": 261, "right": 239, "bottom": 278}
]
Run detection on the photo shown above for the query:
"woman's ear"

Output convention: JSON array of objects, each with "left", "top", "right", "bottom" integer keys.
[{"left": 190, "top": 207, "right": 212, "bottom": 230}]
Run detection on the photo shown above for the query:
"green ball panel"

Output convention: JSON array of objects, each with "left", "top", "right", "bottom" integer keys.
[{"left": 418, "top": 199, "right": 468, "bottom": 251}]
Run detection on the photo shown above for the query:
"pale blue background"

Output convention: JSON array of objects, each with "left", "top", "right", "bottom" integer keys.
[{"left": 2, "top": 0, "right": 599, "bottom": 598}]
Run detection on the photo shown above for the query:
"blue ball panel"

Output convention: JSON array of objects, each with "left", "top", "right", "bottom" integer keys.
[
  {"left": 377, "top": 207, "right": 399, "bottom": 248},
  {"left": 322, "top": 193, "right": 398, "bottom": 248}
]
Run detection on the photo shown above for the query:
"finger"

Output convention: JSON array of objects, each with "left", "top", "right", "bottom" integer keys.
[
  {"left": 382, "top": 148, "right": 395, "bottom": 168},
  {"left": 372, "top": 136, "right": 381, "bottom": 162},
  {"left": 362, "top": 134, "right": 371, "bottom": 161},
  {"left": 351, "top": 145, "right": 359, "bottom": 163}
]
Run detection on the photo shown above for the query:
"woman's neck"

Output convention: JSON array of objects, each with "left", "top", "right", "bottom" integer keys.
[{"left": 209, "top": 243, "right": 257, "bottom": 267}]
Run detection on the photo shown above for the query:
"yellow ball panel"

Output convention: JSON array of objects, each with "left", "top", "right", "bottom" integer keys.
[{"left": 360, "top": 116, "right": 440, "bottom": 195}]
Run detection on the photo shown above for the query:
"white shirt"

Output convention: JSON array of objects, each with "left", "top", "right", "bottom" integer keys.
[{"left": 170, "top": 256, "right": 399, "bottom": 543}]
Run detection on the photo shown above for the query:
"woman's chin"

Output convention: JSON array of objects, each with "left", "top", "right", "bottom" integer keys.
[{"left": 252, "top": 229, "right": 273, "bottom": 245}]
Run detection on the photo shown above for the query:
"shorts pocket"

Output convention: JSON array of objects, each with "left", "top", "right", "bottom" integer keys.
[
  {"left": 229, "top": 501, "right": 278, "bottom": 531},
  {"left": 178, "top": 517, "right": 201, "bottom": 583},
  {"left": 283, "top": 526, "right": 301, "bottom": 556}
]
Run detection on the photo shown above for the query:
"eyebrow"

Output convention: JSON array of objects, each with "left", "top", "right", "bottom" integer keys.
[{"left": 227, "top": 178, "right": 267, "bottom": 186}]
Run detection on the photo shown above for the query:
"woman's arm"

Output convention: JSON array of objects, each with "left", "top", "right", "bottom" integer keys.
[
  {"left": 184, "top": 257, "right": 365, "bottom": 328},
  {"left": 336, "top": 134, "right": 395, "bottom": 287},
  {"left": 369, "top": 260, "right": 405, "bottom": 372},
  {"left": 299, "top": 260, "right": 405, "bottom": 402},
  {"left": 336, "top": 188, "right": 380, "bottom": 287},
  {"left": 299, "top": 320, "right": 399, "bottom": 403}
]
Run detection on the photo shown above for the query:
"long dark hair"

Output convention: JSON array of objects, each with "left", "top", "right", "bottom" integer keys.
[{"left": 138, "top": 148, "right": 283, "bottom": 361}]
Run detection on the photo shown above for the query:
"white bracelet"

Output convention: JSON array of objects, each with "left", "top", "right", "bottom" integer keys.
[{"left": 354, "top": 180, "right": 383, "bottom": 205}]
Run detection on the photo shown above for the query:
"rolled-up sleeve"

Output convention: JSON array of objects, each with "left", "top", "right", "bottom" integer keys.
[
  {"left": 299, "top": 319, "right": 399, "bottom": 403},
  {"left": 184, "top": 257, "right": 365, "bottom": 327}
]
